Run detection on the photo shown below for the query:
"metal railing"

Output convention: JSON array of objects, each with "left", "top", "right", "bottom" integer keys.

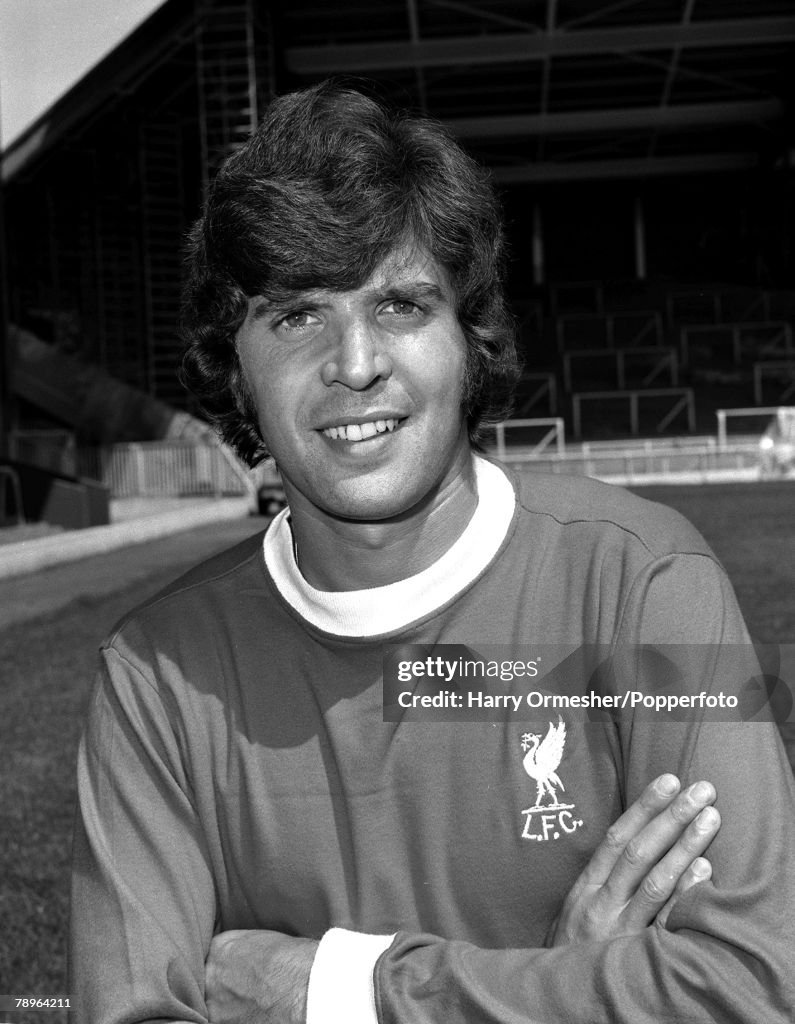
[
  {"left": 571, "top": 388, "right": 695, "bottom": 438},
  {"left": 75, "top": 440, "right": 262, "bottom": 503},
  {"left": 484, "top": 416, "right": 778, "bottom": 482},
  {"left": 716, "top": 406, "right": 794, "bottom": 449},
  {"left": 17, "top": 404, "right": 781, "bottom": 507},
  {"left": 753, "top": 363, "right": 795, "bottom": 405},
  {"left": 508, "top": 443, "right": 762, "bottom": 481},
  {"left": 680, "top": 321, "right": 793, "bottom": 368},
  {"left": 488, "top": 418, "right": 565, "bottom": 460},
  {"left": 556, "top": 310, "right": 663, "bottom": 352},
  {"left": 562, "top": 347, "right": 677, "bottom": 392}
]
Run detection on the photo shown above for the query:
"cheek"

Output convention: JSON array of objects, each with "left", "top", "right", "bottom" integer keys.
[
  {"left": 432, "top": 345, "right": 468, "bottom": 411},
  {"left": 254, "top": 385, "right": 299, "bottom": 447},
  {"left": 239, "top": 349, "right": 303, "bottom": 433},
  {"left": 234, "top": 368, "right": 289, "bottom": 456},
  {"left": 414, "top": 326, "right": 468, "bottom": 391}
]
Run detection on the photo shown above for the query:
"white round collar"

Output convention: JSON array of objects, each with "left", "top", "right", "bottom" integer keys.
[{"left": 262, "top": 455, "right": 516, "bottom": 638}]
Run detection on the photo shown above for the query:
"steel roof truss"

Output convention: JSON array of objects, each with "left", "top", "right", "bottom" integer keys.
[
  {"left": 286, "top": 16, "right": 795, "bottom": 73},
  {"left": 447, "top": 99, "right": 782, "bottom": 139}
]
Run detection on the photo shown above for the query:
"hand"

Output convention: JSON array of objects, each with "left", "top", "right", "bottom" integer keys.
[
  {"left": 546, "top": 773, "right": 719, "bottom": 947},
  {"left": 205, "top": 929, "right": 319, "bottom": 1024}
]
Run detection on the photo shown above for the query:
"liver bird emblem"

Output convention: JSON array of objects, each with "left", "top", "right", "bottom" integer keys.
[{"left": 521, "top": 718, "right": 567, "bottom": 807}]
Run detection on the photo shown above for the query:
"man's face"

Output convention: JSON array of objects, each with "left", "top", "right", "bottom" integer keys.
[{"left": 235, "top": 247, "right": 471, "bottom": 522}]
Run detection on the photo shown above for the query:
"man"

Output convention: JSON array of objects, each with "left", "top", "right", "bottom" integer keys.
[{"left": 71, "top": 83, "right": 795, "bottom": 1023}]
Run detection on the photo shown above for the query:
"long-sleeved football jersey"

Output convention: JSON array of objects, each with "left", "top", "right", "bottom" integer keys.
[{"left": 71, "top": 458, "right": 795, "bottom": 1023}]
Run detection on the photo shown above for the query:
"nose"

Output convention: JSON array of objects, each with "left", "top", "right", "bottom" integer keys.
[{"left": 320, "top": 315, "right": 392, "bottom": 390}]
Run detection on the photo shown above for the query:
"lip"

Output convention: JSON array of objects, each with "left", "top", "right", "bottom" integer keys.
[{"left": 313, "top": 411, "right": 409, "bottom": 431}]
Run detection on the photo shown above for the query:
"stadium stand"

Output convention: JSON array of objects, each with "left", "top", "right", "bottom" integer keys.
[{"left": 1, "top": 1, "right": 794, "bottom": 514}]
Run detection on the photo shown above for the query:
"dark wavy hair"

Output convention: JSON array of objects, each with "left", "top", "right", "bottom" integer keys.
[{"left": 180, "top": 81, "right": 521, "bottom": 466}]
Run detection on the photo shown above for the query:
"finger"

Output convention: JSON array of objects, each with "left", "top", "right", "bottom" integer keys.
[
  {"left": 578, "top": 774, "right": 681, "bottom": 886},
  {"left": 656, "top": 857, "right": 713, "bottom": 929},
  {"left": 602, "top": 781, "right": 717, "bottom": 904},
  {"left": 621, "top": 805, "right": 720, "bottom": 930},
  {"left": 674, "top": 854, "right": 713, "bottom": 895}
]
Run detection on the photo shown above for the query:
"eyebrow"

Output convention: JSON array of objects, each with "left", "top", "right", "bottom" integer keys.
[
  {"left": 375, "top": 281, "right": 445, "bottom": 301},
  {"left": 250, "top": 279, "right": 446, "bottom": 320},
  {"left": 250, "top": 296, "right": 312, "bottom": 321}
]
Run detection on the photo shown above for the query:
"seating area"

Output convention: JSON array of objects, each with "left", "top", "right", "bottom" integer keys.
[{"left": 510, "top": 281, "right": 795, "bottom": 440}]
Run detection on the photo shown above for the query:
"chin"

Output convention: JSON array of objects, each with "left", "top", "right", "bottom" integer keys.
[
  {"left": 323, "top": 497, "right": 413, "bottom": 523},
  {"left": 318, "top": 482, "right": 421, "bottom": 523}
]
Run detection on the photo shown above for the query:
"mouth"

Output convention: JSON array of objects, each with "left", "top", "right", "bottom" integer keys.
[{"left": 320, "top": 417, "right": 404, "bottom": 442}]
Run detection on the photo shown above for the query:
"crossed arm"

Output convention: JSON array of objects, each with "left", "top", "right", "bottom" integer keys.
[
  {"left": 71, "top": 645, "right": 795, "bottom": 1024},
  {"left": 204, "top": 773, "right": 720, "bottom": 1023},
  {"left": 72, "top": 557, "right": 795, "bottom": 1024}
]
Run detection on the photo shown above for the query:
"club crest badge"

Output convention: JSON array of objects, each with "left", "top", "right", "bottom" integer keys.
[{"left": 520, "top": 718, "right": 584, "bottom": 841}]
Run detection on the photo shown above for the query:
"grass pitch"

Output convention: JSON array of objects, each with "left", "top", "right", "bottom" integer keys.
[
  {"left": 0, "top": 517, "right": 268, "bottom": 1022},
  {"left": 0, "top": 480, "right": 792, "bottom": 1020},
  {"left": 630, "top": 479, "right": 795, "bottom": 643}
]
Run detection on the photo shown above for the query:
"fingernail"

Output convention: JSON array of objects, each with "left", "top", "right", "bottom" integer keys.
[
  {"left": 696, "top": 806, "right": 719, "bottom": 830},
  {"left": 657, "top": 773, "right": 679, "bottom": 795},
  {"left": 690, "top": 781, "right": 713, "bottom": 802},
  {"left": 693, "top": 857, "right": 712, "bottom": 878}
]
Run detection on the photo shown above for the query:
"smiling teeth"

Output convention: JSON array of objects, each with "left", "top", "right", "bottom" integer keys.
[{"left": 323, "top": 419, "right": 399, "bottom": 441}]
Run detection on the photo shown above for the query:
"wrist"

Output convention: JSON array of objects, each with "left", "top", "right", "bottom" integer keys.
[
  {"left": 288, "top": 937, "right": 320, "bottom": 1024},
  {"left": 306, "top": 928, "right": 396, "bottom": 1024}
]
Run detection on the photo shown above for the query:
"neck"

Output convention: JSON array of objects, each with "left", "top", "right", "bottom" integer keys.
[{"left": 285, "top": 449, "right": 478, "bottom": 591}]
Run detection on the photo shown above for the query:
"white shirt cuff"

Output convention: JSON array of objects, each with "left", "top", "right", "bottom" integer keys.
[{"left": 305, "top": 927, "right": 396, "bottom": 1024}]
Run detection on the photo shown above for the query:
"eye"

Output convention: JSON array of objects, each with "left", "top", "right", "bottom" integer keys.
[
  {"left": 277, "top": 310, "right": 320, "bottom": 333},
  {"left": 381, "top": 299, "right": 422, "bottom": 317}
]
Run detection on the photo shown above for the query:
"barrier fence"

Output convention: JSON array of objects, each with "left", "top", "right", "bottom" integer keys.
[
  {"left": 10, "top": 404, "right": 789, "bottom": 503},
  {"left": 73, "top": 440, "right": 274, "bottom": 503},
  {"left": 511, "top": 443, "right": 763, "bottom": 482}
]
